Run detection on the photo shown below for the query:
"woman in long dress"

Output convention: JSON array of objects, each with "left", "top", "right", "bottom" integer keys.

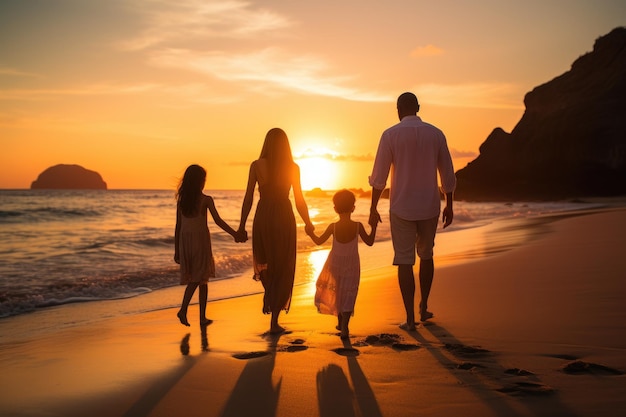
[{"left": 238, "top": 128, "right": 314, "bottom": 334}]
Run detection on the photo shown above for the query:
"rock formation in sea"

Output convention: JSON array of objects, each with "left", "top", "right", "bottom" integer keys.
[
  {"left": 455, "top": 27, "right": 626, "bottom": 201},
  {"left": 31, "top": 164, "right": 108, "bottom": 190}
]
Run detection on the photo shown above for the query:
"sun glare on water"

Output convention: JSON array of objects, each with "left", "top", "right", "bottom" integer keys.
[{"left": 304, "top": 248, "right": 330, "bottom": 298}]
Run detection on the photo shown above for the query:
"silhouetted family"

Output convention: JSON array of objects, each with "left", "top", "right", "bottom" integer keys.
[{"left": 174, "top": 92, "right": 457, "bottom": 338}]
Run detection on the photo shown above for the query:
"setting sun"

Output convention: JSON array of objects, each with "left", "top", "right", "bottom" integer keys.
[
  {"left": 1, "top": 2, "right": 622, "bottom": 190},
  {"left": 295, "top": 148, "right": 342, "bottom": 191}
]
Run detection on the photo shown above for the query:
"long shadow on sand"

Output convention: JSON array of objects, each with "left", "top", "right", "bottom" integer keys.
[
  {"left": 121, "top": 328, "right": 208, "bottom": 417},
  {"left": 318, "top": 339, "right": 383, "bottom": 417},
  {"left": 219, "top": 333, "right": 282, "bottom": 417},
  {"left": 317, "top": 363, "right": 356, "bottom": 417},
  {"left": 405, "top": 323, "right": 579, "bottom": 417}
]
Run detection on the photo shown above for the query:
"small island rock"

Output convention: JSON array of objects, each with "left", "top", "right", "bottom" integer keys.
[{"left": 31, "top": 164, "right": 107, "bottom": 190}]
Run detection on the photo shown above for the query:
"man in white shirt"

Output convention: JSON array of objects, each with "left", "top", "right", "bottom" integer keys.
[{"left": 369, "top": 92, "right": 456, "bottom": 331}]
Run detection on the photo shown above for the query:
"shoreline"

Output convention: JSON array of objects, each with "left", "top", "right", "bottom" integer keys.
[
  {"left": 0, "top": 206, "right": 567, "bottom": 337},
  {"left": 1, "top": 207, "right": 625, "bottom": 417},
  {"left": 1, "top": 192, "right": 617, "bottom": 322},
  {"left": 0, "top": 204, "right": 620, "bottom": 342}
]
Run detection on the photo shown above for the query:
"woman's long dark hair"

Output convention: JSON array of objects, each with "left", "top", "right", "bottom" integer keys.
[
  {"left": 259, "top": 128, "right": 294, "bottom": 181},
  {"left": 176, "top": 164, "right": 206, "bottom": 216}
]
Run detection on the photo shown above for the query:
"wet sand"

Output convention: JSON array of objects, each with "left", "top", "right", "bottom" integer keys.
[{"left": 0, "top": 208, "right": 625, "bottom": 417}]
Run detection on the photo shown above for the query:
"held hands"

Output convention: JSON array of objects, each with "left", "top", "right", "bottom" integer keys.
[
  {"left": 368, "top": 208, "right": 381, "bottom": 227},
  {"left": 304, "top": 222, "right": 315, "bottom": 237},
  {"left": 234, "top": 228, "right": 248, "bottom": 243}
]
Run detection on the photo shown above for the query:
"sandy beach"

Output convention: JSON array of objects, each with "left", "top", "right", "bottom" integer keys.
[{"left": 1, "top": 207, "right": 625, "bottom": 417}]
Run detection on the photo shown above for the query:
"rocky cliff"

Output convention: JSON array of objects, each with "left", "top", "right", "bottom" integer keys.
[
  {"left": 455, "top": 27, "right": 626, "bottom": 200},
  {"left": 31, "top": 164, "right": 107, "bottom": 190}
]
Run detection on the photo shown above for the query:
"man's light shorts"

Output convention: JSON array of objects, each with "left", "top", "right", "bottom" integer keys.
[{"left": 390, "top": 213, "right": 439, "bottom": 265}]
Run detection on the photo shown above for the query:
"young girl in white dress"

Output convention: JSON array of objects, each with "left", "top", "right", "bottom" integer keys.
[{"left": 306, "top": 189, "right": 377, "bottom": 339}]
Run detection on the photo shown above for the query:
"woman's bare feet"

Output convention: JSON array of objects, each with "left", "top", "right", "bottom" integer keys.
[
  {"left": 269, "top": 325, "right": 286, "bottom": 334},
  {"left": 177, "top": 310, "right": 190, "bottom": 327},
  {"left": 200, "top": 318, "right": 213, "bottom": 326}
]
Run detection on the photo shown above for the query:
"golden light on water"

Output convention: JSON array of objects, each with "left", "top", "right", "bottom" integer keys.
[
  {"left": 303, "top": 249, "right": 330, "bottom": 298},
  {"left": 307, "top": 207, "right": 320, "bottom": 218}
]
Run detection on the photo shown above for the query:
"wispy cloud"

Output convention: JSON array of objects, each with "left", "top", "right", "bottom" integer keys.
[
  {"left": 119, "top": 0, "right": 293, "bottom": 50},
  {"left": 150, "top": 47, "right": 391, "bottom": 102},
  {"left": 294, "top": 148, "right": 374, "bottom": 162},
  {"left": 415, "top": 82, "right": 524, "bottom": 109},
  {"left": 0, "top": 66, "right": 42, "bottom": 78},
  {"left": 293, "top": 145, "right": 475, "bottom": 161},
  {"left": 230, "top": 151, "right": 374, "bottom": 167},
  {"left": 450, "top": 148, "right": 478, "bottom": 158},
  {"left": 410, "top": 44, "right": 445, "bottom": 58},
  {"left": 117, "top": 1, "right": 391, "bottom": 102},
  {"left": 0, "top": 82, "right": 236, "bottom": 104},
  {"left": 0, "top": 83, "right": 160, "bottom": 101}
]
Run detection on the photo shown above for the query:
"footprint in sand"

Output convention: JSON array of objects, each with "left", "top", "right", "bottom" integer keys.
[
  {"left": 391, "top": 342, "right": 421, "bottom": 351},
  {"left": 561, "top": 360, "right": 623, "bottom": 376},
  {"left": 504, "top": 368, "right": 534, "bottom": 376},
  {"left": 497, "top": 381, "right": 555, "bottom": 396},
  {"left": 444, "top": 343, "right": 491, "bottom": 357},
  {"left": 364, "top": 333, "right": 401, "bottom": 346},
  {"left": 332, "top": 347, "right": 360, "bottom": 357},
  {"left": 356, "top": 334, "right": 420, "bottom": 351},
  {"left": 456, "top": 362, "right": 486, "bottom": 370},
  {"left": 281, "top": 345, "right": 309, "bottom": 352},
  {"left": 353, "top": 333, "right": 421, "bottom": 351},
  {"left": 276, "top": 339, "right": 309, "bottom": 353},
  {"left": 232, "top": 351, "right": 270, "bottom": 360},
  {"left": 544, "top": 353, "right": 579, "bottom": 361}
]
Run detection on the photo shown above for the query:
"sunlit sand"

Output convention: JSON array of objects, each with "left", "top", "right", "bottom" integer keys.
[{"left": 0, "top": 208, "right": 625, "bottom": 417}]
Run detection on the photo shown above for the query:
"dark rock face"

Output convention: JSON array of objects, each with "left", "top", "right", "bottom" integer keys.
[
  {"left": 455, "top": 27, "right": 626, "bottom": 201},
  {"left": 31, "top": 164, "right": 107, "bottom": 190}
]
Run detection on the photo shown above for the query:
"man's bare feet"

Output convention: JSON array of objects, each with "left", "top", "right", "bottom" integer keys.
[
  {"left": 399, "top": 322, "right": 417, "bottom": 331},
  {"left": 177, "top": 311, "right": 190, "bottom": 327},
  {"left": 200, "top": 318, "right": 213, "bottom": 326},
  {"left": 420, "top": 311, "right": 434, "bottom": 322},
  {"left": 419, "top": 302, "right": 434, "bottom": 322}
]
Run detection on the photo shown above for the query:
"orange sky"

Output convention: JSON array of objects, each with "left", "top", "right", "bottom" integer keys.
[{"left": 1, "top": 1, "right": 624, "bottom": 190}]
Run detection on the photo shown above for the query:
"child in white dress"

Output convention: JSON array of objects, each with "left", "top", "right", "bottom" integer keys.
[
  {"left": 174, "top": 164, "right": 243, "bottom": 327},
  {"left": 306, "top": 189, "right": 376, "bottom": 339}
]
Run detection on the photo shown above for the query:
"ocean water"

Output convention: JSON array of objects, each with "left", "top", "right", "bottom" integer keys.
[{"left": 0, "top": 189, "right": 604, "bottom": 321}]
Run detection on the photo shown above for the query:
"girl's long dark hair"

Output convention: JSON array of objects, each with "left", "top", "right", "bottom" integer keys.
[
  {"left": 259, "top": 128, "right": 294, "bottom": 182},
  {"left": 177, "top": 164, "right": 206, "bottom": 217}
]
